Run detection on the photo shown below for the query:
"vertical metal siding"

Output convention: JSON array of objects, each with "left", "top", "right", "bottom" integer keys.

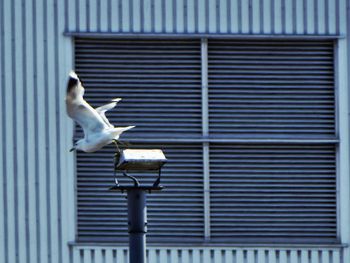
[
  {"left": 0, "top": 0, "right": 74, "bottom": 262},
  {"left": 343, "top": 3, "right": 350, "bottom": 263},
  {"left": 70, "top": 246, "right": 343, "bottom": 263},
  {"left": 65, "top": 0, "right": 345, "bottom": 35},
  {"left": 338, "top": 1, "right": 350, "bottom": 263}
]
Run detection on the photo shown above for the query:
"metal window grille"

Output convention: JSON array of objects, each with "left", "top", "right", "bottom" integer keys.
[{"left": 74, "top": 38, "right": 337, "bottom": 244}]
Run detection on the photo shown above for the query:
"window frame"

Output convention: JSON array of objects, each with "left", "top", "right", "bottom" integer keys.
[{"left": 73, "top": 36, "right": 341, "bottom": 245}]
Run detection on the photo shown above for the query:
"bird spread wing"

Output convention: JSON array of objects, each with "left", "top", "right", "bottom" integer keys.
[
  {"left": 95, "top": 98, "right": 121, "bottom": 128},
  {"left": 66, "top": 71, "right": 108, "bottom": 139}
]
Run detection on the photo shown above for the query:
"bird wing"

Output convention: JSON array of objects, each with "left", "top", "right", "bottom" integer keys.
[
  {"left": 66, "top": 71, "right": 108, "bottom": 139},
  {"left": 95, "top": 98, "right": 122, "bottom": 128}
]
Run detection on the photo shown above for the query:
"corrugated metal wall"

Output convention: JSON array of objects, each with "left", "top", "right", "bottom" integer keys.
[
  {"left": 0, "top": 0, "right": 348, "bottom": 263},
  {"left": 65, "top": 0, "right": 346, "bottom": 35},
  {"left": 72, "top": 246, "right": 342, "bottom": 263},
  {"left": 0, "top": 0, "right": 74, "bottom": 262}
]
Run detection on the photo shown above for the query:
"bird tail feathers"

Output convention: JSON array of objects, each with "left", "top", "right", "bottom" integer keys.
[{"left": 112, "top": 126, "right": 135, "bottom": 139}]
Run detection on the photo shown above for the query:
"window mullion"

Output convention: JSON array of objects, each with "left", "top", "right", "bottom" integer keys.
[
  {"left": 201, "top": 38, "right": 209, "bottom": 136},
  {"left": 201, "top": 38, "right": 211, "bottom": 239}
]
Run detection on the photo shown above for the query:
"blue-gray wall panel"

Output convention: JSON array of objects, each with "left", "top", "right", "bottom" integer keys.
[
  {"left": 0, "top": 0, "right": 75, "bottom": 262},
  {"left": 65, "top": 0, "right": 346, "bottom": 35}
]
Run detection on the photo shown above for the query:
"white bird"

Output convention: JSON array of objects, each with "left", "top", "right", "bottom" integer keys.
[{"left": 66, "top": 71, "right": 135, "bottom": 152}]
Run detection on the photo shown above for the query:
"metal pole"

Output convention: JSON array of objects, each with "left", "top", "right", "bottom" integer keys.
[{"left": 127, "top": 189, "right": 147, "bottom": 263}]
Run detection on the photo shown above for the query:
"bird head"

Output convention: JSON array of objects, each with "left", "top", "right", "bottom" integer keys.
[{"left": 66, "top": 70, "right": 85, "bottom": 99}]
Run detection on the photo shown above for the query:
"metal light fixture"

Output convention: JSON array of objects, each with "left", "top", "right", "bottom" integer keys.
[
  {"left": 113, "top": 149, "right": 167, "bottom": 187},
  {"left": 109, "top": 148, "right": 167, "bottom": 263}
]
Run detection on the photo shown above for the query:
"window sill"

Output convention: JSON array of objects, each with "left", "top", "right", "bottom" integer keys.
[{"left": 68, "top": 241, "right": 347, "bottom": 249}]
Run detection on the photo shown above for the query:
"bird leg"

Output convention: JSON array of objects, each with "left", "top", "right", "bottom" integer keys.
[
  {"left": 113, "top": 140, "right": 121, "bottom": 186},
  {"left": 113, "top": 158, "right": 119, "bottom": 186},
  {"left": 113, "top": 171, "right": 119, "bottom": 186},
  {"left": 118, "top": 140, "right": 131, "bottom": 148},
  {"left": 113, "top": 139, "right": 121, "bottom": 170},
  {"left": 113, "top": 139, "right": 121, "bottom": 153}
]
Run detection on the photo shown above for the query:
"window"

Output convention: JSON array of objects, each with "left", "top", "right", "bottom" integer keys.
[{"left": 75, "top": 38, "right": 337, "bottom": 244}]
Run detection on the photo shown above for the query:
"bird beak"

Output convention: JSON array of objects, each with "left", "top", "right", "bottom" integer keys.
[{"left": 69, "top": 147, "right": 76, "bottom": 152}]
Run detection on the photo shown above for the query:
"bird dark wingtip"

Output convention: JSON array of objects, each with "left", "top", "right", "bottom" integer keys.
[{"left": 67, "top": 71, "right": 81, "bottom": 94}]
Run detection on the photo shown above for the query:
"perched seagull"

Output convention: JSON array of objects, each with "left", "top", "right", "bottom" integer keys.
[{"left": 66, "top": 71, "right": 135, "bottom": 152}]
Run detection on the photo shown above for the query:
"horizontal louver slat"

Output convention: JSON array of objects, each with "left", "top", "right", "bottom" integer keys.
[
  {"left": 209, "top": 144, "right": 337, "bottom": 241},
  {"left": 75, "top": 38, "right": 202, "bottom": 138},
  {"left": 77, "top": 143, "right": 204, "bottom": 242},
  {"left": 208, "top": 40, "right": 335, "bottom": 138}
]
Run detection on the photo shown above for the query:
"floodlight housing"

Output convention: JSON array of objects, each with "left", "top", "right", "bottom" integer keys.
[
  {"left": 113, "top": 149, "right": 167, "bottom": 187},
  {"left": 116, "top": 149, "right": 167, "bottom": 171}
]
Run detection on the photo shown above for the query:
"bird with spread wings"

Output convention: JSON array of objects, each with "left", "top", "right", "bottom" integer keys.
[{"left": 66, "top": 71, "right": 134, "bottom": 152}]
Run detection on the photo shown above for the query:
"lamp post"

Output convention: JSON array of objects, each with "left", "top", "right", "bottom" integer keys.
[{"left": 110, "top": 149, "right": 167, "bottom": 263}]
